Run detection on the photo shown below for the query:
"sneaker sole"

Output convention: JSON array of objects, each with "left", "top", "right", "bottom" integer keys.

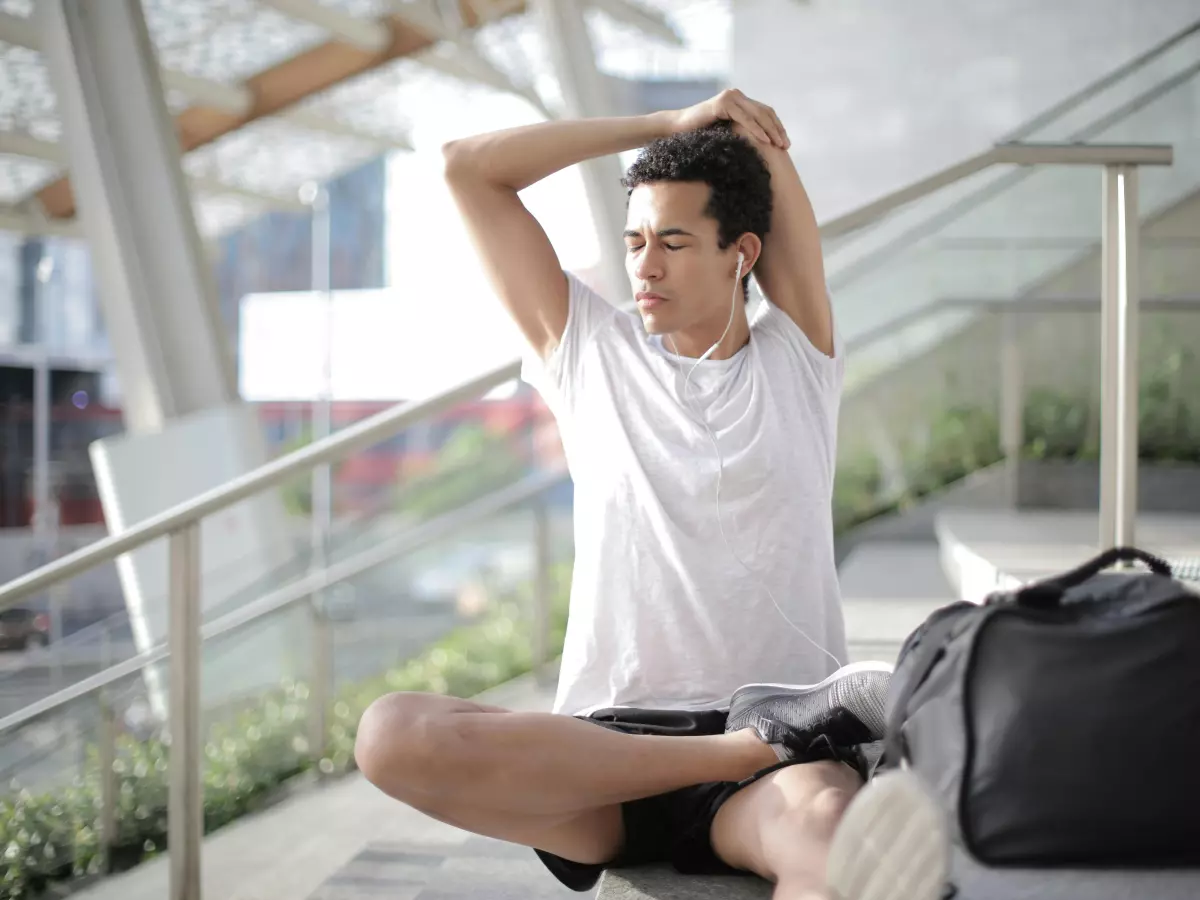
[
  {"left": 826, "top": 770, "right": 949, "bottom": 900},
  {"left": 729, "top": 660, "right": 895, "bottom": 703},
  {"left": 727, "top": 661, "right": 895, "bottom": 737}
]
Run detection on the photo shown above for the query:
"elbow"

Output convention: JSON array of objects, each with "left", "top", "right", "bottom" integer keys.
[{"left": 441, "top": 140, "right": 476, "bottom": 183}]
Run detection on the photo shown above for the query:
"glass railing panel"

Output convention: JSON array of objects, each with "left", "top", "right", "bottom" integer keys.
[
  {"left": 834, "top": 301, "right": 1200, "bottom": 531},
  {"left": 823, "top": 23, "right": 1200, "bottom": 274}
]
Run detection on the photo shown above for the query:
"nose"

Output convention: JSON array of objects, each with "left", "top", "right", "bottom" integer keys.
[{"left": 632, "top": 245, "right": 663, "bottom": 283}]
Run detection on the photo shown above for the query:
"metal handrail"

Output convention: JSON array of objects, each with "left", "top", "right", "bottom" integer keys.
[
  {"left": 820, "top": 142, "right": 1174, "bottom": 239},
  {"left": 0, "top": 462, "right": 568, "bottom": 735},
  {"left": 0, "top": 359, "right": 519, "bottom": 608}
]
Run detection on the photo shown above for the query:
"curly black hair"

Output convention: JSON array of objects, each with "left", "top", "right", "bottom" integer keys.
[{"left": 622, "top": 122, "right": 772, "bottom": 301}]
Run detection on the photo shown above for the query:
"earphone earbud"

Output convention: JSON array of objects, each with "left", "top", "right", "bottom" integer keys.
[{"left": 737, "top": 250, "right": 745, "bottom": 267}]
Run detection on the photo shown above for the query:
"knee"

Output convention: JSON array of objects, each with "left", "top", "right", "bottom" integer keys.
[
  {"left": 803, "top": 786, "right": 854, "bottom": 840},
  {"left": 765, "top": 782, "right": 855, "bottom": 848},
  {"left": 354, "top": 692, "right": 450, "bottom": 794}
]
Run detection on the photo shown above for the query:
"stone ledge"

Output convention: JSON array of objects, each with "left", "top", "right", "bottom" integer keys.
[{"left": 598, "top": 866, "right": 771, "bottom": 899}]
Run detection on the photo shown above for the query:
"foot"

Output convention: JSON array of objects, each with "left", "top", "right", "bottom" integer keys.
[
  {"left": 826, "top": 769, "right": 949, "bottom": 900},
  {"left": 725, "top": 661, "right": 892, "bottom": 762}
]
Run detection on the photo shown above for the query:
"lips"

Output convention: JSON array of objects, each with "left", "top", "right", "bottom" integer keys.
[{"left": 636, "top": 292, "right": 667, "bottom": 310}]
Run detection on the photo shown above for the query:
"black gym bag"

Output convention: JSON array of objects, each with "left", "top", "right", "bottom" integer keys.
[{"left": 882, "top": 546, "right": 1200, "bottom": 868}]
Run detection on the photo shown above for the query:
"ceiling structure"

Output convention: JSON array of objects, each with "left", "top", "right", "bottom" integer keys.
[{"left": 0, "top": 0, "right": 730, "bottom": 240}]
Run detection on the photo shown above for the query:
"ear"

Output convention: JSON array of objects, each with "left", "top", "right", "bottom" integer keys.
[{"left": 734, "top": 233, "right": 763, "bottom": 276}]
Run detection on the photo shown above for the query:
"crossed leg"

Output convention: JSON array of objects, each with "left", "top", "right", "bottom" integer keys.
[{"left": 355, "top": 691, "right": 862, "bottom": 899}]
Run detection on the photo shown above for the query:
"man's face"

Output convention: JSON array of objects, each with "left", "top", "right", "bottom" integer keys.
[{"left": 623, "top": 181, "right": 737, "bottom": 338}]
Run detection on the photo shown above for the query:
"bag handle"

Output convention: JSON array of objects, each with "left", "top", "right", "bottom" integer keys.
[{"left": 1015, "top": 546, "right": 1172, "bottom": 608}]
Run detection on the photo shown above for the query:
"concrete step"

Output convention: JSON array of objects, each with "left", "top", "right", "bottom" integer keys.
[
  {"left": 841, "top": 540, "right": 955, "bottom": 664},
  {"left": 599, "top": 867, "right": 769, "bottom": 899},
  {"left": 935, "top": 509, "right": 1200, "bottom": 602}
]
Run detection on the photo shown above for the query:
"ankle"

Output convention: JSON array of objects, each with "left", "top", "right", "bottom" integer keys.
[{"left": 728, "top": 726, "right": 780, "bottom": 772}]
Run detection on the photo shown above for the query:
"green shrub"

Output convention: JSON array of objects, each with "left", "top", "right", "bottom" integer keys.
[
  {"left": 0, "top": 562, "right": 572, "bottom": 900},
  {"left": 1022, "top": 388, "right": 1096, "bottom": 461}
]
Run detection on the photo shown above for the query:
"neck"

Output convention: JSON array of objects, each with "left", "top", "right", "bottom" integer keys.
[{"left": 667, "top": 305, "right": 750, "bottom": 361}]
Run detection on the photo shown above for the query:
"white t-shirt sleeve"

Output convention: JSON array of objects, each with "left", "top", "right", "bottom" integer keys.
[
  {"left": 756, "top": 289, "right": 845, "bottom": 396},
  {"left": 519, "top": 271, "right": 615, "bottom": 419}
]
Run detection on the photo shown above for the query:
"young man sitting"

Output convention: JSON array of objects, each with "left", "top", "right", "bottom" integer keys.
[{"left": 355, "top": 89, "right": 948, "bottom": 900}]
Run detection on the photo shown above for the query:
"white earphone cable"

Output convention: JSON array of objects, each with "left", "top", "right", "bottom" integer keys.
[{"left": 666, "top": 255, "right": 844, "bottom": 672}]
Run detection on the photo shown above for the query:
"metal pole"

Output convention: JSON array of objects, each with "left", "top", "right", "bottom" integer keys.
[
  {"left": 307, "top": 183, "right": 333, "bottom": 559},
  {"left": 168, "top": 525, "right": 202, "bottom": 900},
  {"left": 532, "top": 503, "right": 551, "bottom": 684},
  {"left": 1099, "top": 166, "right": 1140, "bottom": 550},
  {"left": 302, "top": 182, "right": 333, "bottom": 763},
  {"left": 999, "top": 310, "right": 1024, "bottom": 506},
  {"left": 1099, "top": 168, "right": 1119, "bottom": 549},
  {"left": 98, "top": 688, "right": 118, "bottom": 872},
  {"left": 1115, "top": 167, "right": 1140, "bottom": 548}
]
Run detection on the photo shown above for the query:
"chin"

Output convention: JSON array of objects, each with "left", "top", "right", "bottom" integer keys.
[{"left": 638, "top": 312, "right": 671, "bottom": 335}]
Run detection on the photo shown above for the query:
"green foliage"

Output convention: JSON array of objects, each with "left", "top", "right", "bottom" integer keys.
[
  {"left": 1022, "top": 388, "right": 1096, "bottom": 461},
  {"left": 400, "top": 424, "right": 530, "bottom": 521},
  {"left": 904, "top": 405, "right": 1003, "bottom": 495},
  {"left": 834, "top": 369, "right": 1200, "bottom": 532},
  {"left": 0, "top": 563, "right": 573, "bottom": 900}
]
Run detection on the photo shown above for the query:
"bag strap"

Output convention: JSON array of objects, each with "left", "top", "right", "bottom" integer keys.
[
  {"left": 1016, "top": 546, "right": 1173, "bottom": 609},
  {"left": 883, "top": 608, "right": 970, "bottom": 767}
]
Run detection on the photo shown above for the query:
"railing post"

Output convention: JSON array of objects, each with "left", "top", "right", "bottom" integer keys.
[
  {"left": 97, "top": 688, "right": 118, "bottom": 873},
  {"left": 168, "top": 525, "right": 202, "bottom": 900},
  {"left": 999, "top": 310, "right": 1024, "bottom": 506},
  {"left": 532, "top": 502, "right": 551, "bottom": 685},
  {"left": 308, "top": 598, "right": 331, "bottom": 768},
  {"left": 1100, "top": 165, "right": 1141, "bottom": 551}
]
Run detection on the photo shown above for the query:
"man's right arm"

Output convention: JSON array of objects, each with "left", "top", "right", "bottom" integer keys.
[{"left": 442, "top": 113, "right": 676, "bottom": 360}]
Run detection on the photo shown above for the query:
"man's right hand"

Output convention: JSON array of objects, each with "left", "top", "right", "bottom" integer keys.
[{"left": 669, "top": 89, "right": 791, "bottom": 150}]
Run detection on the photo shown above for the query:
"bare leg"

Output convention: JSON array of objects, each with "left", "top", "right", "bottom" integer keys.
[
  {"left": 355, "top": 691, "right": 776, "bottom": 818},
  {"left": 710, "top": 760, "right": 864, "bottom": 900}
]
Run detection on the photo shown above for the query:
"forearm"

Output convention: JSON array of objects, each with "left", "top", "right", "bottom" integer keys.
[{"left": 443, "top": 112, "right": 676, "bottom": 192}]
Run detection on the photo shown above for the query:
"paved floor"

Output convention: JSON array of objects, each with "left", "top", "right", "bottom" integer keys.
[{"left": 71, "top": 544, "right": 951, "bottom": 900}]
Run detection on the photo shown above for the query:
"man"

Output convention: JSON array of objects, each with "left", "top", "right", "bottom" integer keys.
[{"left": 355, "top": 90, "right": 947, "bottom": 900}]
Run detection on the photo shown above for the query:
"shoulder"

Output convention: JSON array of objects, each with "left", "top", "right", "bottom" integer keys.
[{"left": 752, "top": 292, "right": 844, "bottom": 390}]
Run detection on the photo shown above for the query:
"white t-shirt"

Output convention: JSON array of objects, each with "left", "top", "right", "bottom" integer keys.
[{"left": 521, "top": 272, "right": 848, "bottom": 716}]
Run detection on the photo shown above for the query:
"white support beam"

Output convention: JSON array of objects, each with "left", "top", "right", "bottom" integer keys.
[
  {"left": 0, "top": 9, "right": 37, "bottom": 47},
  {"left": 587, "top": 0, "right": 683, "bottom": 46},
  {"left": 532, "top": 0, "right": 628, "bottom": 302},
  {"left": 186, "top": 176, "right": 310, "bottom": 213},
  {"left": 0, "top": 10, "right": 252, "bottom": 115},
  {"left": 388, "top": 0, "right": 525, "bottom": 41},
  {"left": 0, "top": 206, "right": 81, "bottom": 238},
  {"left": 415, "top": 44, "right": 550, "bottom": 117},
  {"left": 158, "top": 71, "right": 252, "bottom": 116},
  {"left": 258, "top": 0, "right": 390, "bottom": 51},
  {"left": 0, "top": 132, "right": 309, "bottom": 213},
  {"left": 282, "top": 108, "right": 414, "bottom": 152},
  {"left": 0, "top": 132, "right": 68, "bottom": 166}
]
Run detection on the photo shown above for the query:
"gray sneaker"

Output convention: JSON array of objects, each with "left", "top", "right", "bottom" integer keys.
[
  {"left": 826, "top": 769, "right": 950, "bottom": 900},
  {"left": 725, "top": 661, "right": 893, "bottom": 762}
]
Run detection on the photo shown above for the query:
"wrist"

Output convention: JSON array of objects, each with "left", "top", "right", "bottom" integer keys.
[{"left": 644, "top": 109, "right": 680, "bottom": 139}]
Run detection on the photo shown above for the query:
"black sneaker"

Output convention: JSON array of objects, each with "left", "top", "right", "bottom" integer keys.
[{"left": 725, "top": 661, "right": 892, "bottom": 762}]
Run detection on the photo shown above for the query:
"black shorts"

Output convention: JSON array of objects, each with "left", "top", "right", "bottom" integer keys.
[{"left": 534, "top": 706, "right": 868, "bottom": 892}]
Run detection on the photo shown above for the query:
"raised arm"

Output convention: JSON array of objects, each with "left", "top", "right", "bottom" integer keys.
[
  {"left": 726, "top": 95, "right": 835, "bottom": 358},
  {"left": 442, "top": 114, "right": 675, "bottom": 360}
]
